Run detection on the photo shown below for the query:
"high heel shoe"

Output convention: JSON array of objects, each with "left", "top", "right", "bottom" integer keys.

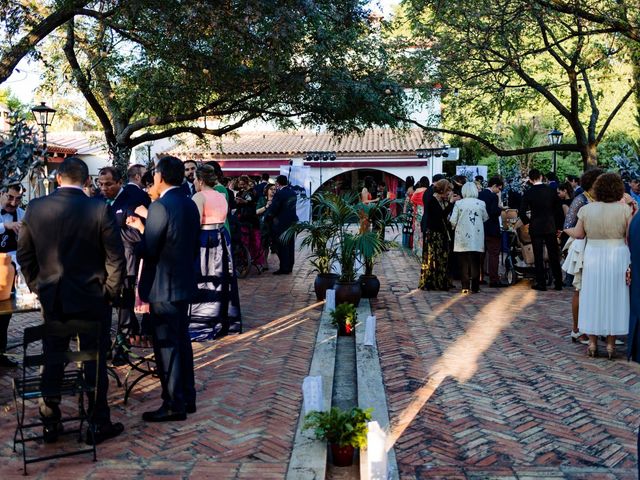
[
  {"left": 606, "top": 345, "right": 615, "bottom": 361},
  {"left": 587, "top": 344, "right": 598, "bottom": 357}
]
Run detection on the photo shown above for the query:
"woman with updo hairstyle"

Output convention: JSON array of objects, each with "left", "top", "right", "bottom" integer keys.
[
  {"left": 189, "top": 164, "right": 242, "bottom": 340},
  {"left": 565, "top": 172, "right": 632, "bottom": 359},
  {"left": 419, "top": 179, "right": 458, "bottom": 290}
]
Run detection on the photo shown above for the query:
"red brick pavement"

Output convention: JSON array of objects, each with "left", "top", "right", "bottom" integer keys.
[
  {"left": 373, "top": 247, "right": 640, "bottom": 479},
  {"left": 0, "top": 252, "right": 321, "bottom": 479}
]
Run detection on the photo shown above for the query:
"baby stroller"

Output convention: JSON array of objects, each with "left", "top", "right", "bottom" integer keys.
[{"left": 502, "top": 209, "right": 552, "bottom": 286}]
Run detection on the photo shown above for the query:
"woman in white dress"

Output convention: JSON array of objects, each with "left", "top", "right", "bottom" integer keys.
[
  {"left": 565, "top": 173, "right": 633, "bottom": 359},
  {"left": 450, "top": 182, "right": 489, "bottom": 294}
]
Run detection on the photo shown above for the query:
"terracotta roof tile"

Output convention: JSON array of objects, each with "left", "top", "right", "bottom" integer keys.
[{"left": 170, "top": 128, "right": 436, "bottom": 157}]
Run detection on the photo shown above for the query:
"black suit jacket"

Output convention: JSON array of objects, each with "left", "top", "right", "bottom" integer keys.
[
  {"left": 265, "top": 185, "right": 298, "bottom": 237},
  {"left": 519, "top": 183, "right": 563, "bottom": 235},
  {"left": 17, "top": 187, "right": 125, "bottom": 314},
  {"left": 137, "top": 188, "right": 201, "bottom": 303},
  {"left": 478, "top": 188, "right": 501, "bottom": 237},
  {"left": 109, "top": 184, "right": 151, "bottom": 276},
  {"left": 180, "top": 181, "right": 196, "bottom": 198}
]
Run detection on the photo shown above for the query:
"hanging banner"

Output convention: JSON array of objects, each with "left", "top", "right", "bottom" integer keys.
[{"left": 280, "top": 165, "right": 311, "bottom": 221}]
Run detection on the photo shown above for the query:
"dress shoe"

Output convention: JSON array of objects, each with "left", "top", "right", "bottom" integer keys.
[
  {"left": 531, "top": 284, "right": 547, "bottom": 291},
  {"left": 461, "top": 289, "right": 470, "bottom": 295},
  {"left": 186, "top": 404, "right": 197, "bottom": 414},
  {"left": 0, "top": 354, "right": 18, "bottom": 368},
  {"left": 142, "top": 406, "right": 187, "bottom": 422},
  {"left": 86, "top": 421, "right": 124, "bottom": 445},
  {"left": 489, "top": 282, "right": 508, "bottom": 288},
  {"left": 111, "top": 349, "right": 130, "bottom": 367},
  {"left": 272, "top": 270, "right": 284, "bottom": 275},
  {"left": 554, "top": 283, "right": 563, "bottom": 291},
  {"left": 570, "top": 330, "right": 589, "bottom": 344},
  {"left": 42, "top": 420, "right": 64, "bottom": 444}
]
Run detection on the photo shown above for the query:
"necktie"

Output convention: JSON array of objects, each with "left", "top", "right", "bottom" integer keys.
[
  {"left": 106, "top": 199, "right": 114, "bottom": 207},
  {"left": 190, "top": 184, "right": 195, "bottom": 196}
]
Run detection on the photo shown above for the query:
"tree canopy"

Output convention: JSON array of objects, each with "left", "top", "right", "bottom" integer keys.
[
  {"left": 399, "top": 0, "right": 637, "bottom": 169},
  {"left": 34, "top": 0, "right": 408, "bottom": 173}
]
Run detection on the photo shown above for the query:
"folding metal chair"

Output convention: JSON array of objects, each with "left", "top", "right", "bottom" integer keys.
[{"left": 12, "top": 320, "right": 101, "bottom": 474}]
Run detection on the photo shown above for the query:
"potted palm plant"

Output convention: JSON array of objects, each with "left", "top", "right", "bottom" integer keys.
[
  {"left": 329, "top": 302, "right": 358, "bottom": 336},
  {"left": 282, "top": 200, "right": 340, "bottom": 301},
  {"left": 358, "top": 197, "right": 403, "bottom": 298},
  {"left": 303, "top": 406, "right": 373, "bottom": 467}
]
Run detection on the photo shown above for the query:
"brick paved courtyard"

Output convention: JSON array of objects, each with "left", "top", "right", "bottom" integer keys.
[
  {"left": 1, "top": 245, "right": 639, "bottom": 479},
  {"left": 374, "top": 248, "right": 640, "bottom": 479}
]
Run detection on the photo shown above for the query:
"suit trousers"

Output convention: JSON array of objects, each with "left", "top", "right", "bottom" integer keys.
[
  {"left": 531, "top": 233, "right": 563, "bottom": 287},
  {"left": 0, "top": 313, "right": 10, "bottom": 353},
  {"left": 485, "top": 236, "right": 502, "bottom": 284},
  {"left": 117, "top": 276, "right": 140, "bottom": 336},
  {"left": 41, "top": 303, "right": 112, "bottom": 425},
  {"left": 458, "top": 251, "right": 481, "bottom": 291},
  {"left": 275, "top": 235, "right": 295, "bottom": 273},
  {"left": 150, "top": 300, "right": 195, "bottom": 412}
]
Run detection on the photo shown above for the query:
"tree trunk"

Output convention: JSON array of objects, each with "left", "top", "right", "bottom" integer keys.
[
  {"left": 583, "top": 143, "right": 599, "bottom": 171},
  {"left": 631, "top": 42, "right": 640, "bottom": 127},
  {"left": 109, "top": 143, "right": 132, "bottom": 179}
]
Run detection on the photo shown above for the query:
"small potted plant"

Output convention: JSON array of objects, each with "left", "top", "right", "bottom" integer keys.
[
  {"left": 329, "top": 302, "right": 358, "bottom": 336},
  {"left": 303, "top": 406, "right": 373, "bottom": 467}
]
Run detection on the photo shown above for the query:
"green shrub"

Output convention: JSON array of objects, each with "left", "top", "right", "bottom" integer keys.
[{"left": 303, "top": 406, "right": 373, "bottom": 448}]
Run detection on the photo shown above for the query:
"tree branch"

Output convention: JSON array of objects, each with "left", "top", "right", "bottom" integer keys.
[
  {"left": 596, "top": 87, "right": 634, "bottom": 143},
  {"left": 402, "top": 117, "right": 579, "bottom": 157}
]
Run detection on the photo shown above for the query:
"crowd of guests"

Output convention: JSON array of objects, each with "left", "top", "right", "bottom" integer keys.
[
  {"left": 403, "top": 167, "right": 639, "bottom": 361},
  {"left": 0, "top": 156, "right": 298, "bottom": 446}
]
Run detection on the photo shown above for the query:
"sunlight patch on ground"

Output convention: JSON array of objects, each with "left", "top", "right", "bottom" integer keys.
[{"left": 387, "top": 288, "right": 537, "bottom": 448}]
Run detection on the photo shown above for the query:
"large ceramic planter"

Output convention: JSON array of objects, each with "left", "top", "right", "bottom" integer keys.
[
  {"left": 335, "top": 281, "right": 361, "bottom": 307},
  {"left": 359, "top": 274, "right": 380, "bottom": 299},
  {"left": 0, "top": 253, "right": 15, "bottom": 301},
  {"left": 314, "top": 273, "right": 339, "bottom": 301},
  {"left": 330, "top": 444, "right": 355, "bottom": 467}
]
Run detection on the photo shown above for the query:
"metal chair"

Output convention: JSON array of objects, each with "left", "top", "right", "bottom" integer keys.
[{"left": 12, "top": 320, "right": 101, "bottom": 474}]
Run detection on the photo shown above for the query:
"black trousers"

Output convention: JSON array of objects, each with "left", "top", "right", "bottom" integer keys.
[
  {"left": 458, "top": 252, "right": 481, "bottom": 291},
  {"left": 150, "top": 300, "right": 195, "bottom": 412},
  {"left": 41, "top": 303, "right": 112, "bottom": 425},
  {"left": 531, "top": 233, "right": 563, "bottom": 287},
  {"left": 0, "top": 313, "right": 10, "bottom": 353},
  {"left": 275, "top": 235, "right": 295, "bottom": 273}
]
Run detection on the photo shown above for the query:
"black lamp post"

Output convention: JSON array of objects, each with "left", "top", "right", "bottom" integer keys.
[
  {"left": 547, "top": 128, "right": 563, "bottom": 174},
  {"left": 31, "top": 102, "right": 57, "bottom": 194}
]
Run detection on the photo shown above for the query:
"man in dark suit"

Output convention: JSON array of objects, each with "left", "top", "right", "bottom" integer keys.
[
  {"left": 127, "top": 156, "right": 200, "bottom": 422},
  {"left": 266, "top": 175, "right": 298, "bottom": 275},
  {"left": 180, "top": 160, "right": 198, "bottom": 197},
  {"left": 17, "top": 157, "right": 125, "bottom": 445},
  {"left": 519, "top": 168, "right": 564, "bottom": 291},
  {"left": 478, "top": 176, "right": 508, "bottom": 287},
  {"left": 98, "top": 166, "right": 151, "bottom": 361}
]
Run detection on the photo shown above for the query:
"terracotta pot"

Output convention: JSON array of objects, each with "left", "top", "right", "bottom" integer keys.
[
  {"left": 330, "top": 444, "right": 355, "bottom": 467},
  {"left": 314, "top": 273, "right": 339, "bottom": 301},
  {"left": 0, "top": 253, "right": 15, "bottom": 301},
  {"left": 334, "top": 281, "right": 361, "bottom": 307},
  {"left": 359, "top": 274, "right": 380, "bottom": 298},
  {"left": 338, "top": 321, "right": 354, "bottom": 336}
]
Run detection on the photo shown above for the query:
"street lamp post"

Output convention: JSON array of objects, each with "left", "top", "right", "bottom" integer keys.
[
  {"left": 31, "top": 102, "right": 57, "bottom": 195},
  {"left": 547, "top": 128, "right": 563, "bottom": 174}
]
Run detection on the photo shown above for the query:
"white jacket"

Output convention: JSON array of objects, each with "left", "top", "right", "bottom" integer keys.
[{"left": 450, "top": 198, "right": 489, "bottom": 252}]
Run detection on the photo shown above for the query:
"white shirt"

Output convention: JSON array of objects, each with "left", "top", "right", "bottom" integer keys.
[
  {"left": 0, "top": 207, "right": 25, "bottom": 236},
  {"left": 160, "top": 186, "right": 179, "bottom": 198}
]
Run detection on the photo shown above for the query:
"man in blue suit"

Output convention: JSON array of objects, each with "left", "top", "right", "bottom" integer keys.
[
  {"left": 266, "top": 175, "right": 298, "bottom": 275},
  {"left": 127, "top": 156, "right": 200, "bottom": 422}
]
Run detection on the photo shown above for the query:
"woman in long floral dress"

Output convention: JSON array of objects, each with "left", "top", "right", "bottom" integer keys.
[{"left": 419, "top": 179, "right": 458, "bottom": 290}]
